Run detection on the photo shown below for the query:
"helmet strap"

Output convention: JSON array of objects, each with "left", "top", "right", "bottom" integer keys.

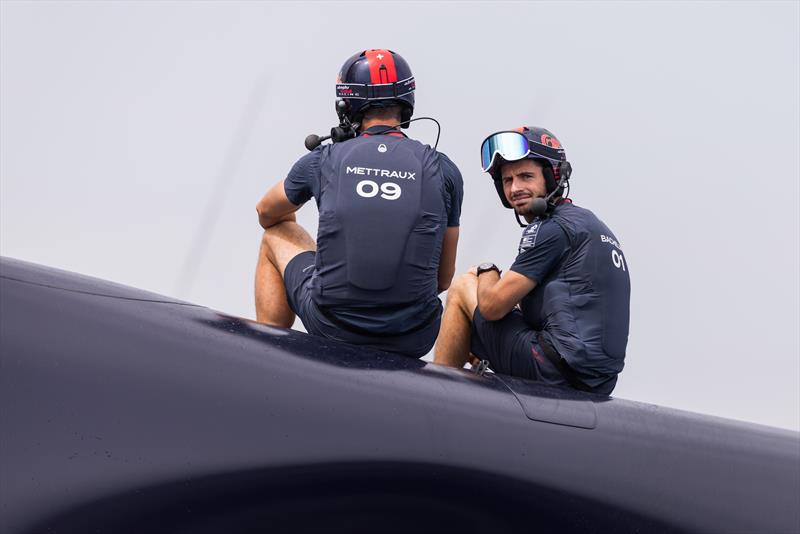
[{"left": 541, "top": 161, "right": 559, "bottom": 194}]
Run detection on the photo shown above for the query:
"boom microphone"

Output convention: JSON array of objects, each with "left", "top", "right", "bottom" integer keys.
[
  {"left": 304, "top": 116, "right": 441, "bottom": 151},
  {"left": 514, "top": 194, "right": 550, "bottom": 227},
  {"left": 528, "top": 162, "right": 573, "bottom": 219},
  {"left": 529, "top": 197, "right": 548, "bottom": 218},
  {"left": 528, "top": 185, "right": 564, "bottom": 219},
  {"left": 304, "top": 133, "right": 331, "bottom": 151},
  {"left": 304, "top": 116, "right": 358, "bottom": 151}
]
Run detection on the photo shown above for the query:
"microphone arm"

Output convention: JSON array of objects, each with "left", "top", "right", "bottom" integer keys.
[
  {"left": 526, "top": 164, "right": 573, "bottom": 221},
  {"left": 304, "top": 134, "right": 331, "bottom": 151}
]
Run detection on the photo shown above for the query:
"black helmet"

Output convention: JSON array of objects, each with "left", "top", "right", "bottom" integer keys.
[
  {"left": 480, "top": 126, "right": 571, "bottom": 209},
  {"left": 335, "top": 49, "right": 415, "bottom": 128}
]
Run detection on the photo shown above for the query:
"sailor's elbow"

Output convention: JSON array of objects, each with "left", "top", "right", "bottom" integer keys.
[
  {"left": 256, "top": 203, "right": 275, "bottom": 229},
  {"left": 257, "top": 215, "right": 272, "bottom": 230},
  {"left": 478, "top": 300, "right": 505, "bottom": 322}
]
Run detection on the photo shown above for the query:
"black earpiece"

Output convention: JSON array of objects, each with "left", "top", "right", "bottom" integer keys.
[{"left": 560, "top": 161, "right": 572, "bottom": 181}]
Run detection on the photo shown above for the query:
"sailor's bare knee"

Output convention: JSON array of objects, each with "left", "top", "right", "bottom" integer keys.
[
  {"left": 451, "top": 272, "right": 477, "bottom": 296},
  {"left": 446, "top": 272, "right": 478, "bottom": 312},
  {"left": 263, "top": 221, "right": 315, "bottom": 250},
  {"left": 259, "top": 221, "right": 315, "bottom": 276}
]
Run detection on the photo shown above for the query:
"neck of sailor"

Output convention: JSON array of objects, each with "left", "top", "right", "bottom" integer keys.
[{"left": 359, "top": 116, "right": 402, "bottom": 133}]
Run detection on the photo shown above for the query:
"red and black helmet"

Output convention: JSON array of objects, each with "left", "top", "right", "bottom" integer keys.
[
  {"left": 480, "top": 126, "right": 571, "bottom": 209},
  {"left": 335, "top": 49, "right": 415, "bottom": 128}
]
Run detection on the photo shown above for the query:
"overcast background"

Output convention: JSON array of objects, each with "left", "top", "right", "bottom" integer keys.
[{"left": 2, "top": 1, "right": 798, "bottom": 431}]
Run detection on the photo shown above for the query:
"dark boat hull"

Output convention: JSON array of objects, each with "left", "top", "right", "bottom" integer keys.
[{"left": 1, "top": 257, "right": 798, "bottom": 533}]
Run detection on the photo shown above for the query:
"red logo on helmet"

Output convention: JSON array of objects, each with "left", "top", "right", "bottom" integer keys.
[
  {"left": 365, "top": 49, "right": 397, "bottom": 84},
  {"left": 541, "top": 134, "right": 562, "bottom": 149}
]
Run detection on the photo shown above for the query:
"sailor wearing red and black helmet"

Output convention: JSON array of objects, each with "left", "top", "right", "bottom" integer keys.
[
  {"left": 434, "top": 127, "right": 631, "bottom": 395},
  {"left": 334, "top": 49, "right": 416, "bottom": 131},
  {"left": 254, "top": 49, "right": 463, "bottom": 359}
]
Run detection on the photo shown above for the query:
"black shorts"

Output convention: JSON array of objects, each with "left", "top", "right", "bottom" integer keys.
[
  {"left": 283, "top": 251, "right": 440, "bottom": 359},
  {"left": 470, "top": 308, "right": 567, "bottom": 386}
]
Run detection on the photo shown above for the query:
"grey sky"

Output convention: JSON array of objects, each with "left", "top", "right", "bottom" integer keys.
[{"left": 2, "top": 1, "right": 798, "bottom": 430}]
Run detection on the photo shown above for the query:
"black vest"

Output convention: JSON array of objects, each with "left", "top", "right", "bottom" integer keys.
[
  {"left": 310, "top": 132, "right": 448, "bottom": 333},
  {"left": 522, "top": 203, "right": 631, "bottom": 376}
]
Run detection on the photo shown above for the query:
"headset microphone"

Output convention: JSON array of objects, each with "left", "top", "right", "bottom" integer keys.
[
  {"left": 304, "top": 115, "right": 440, "bottom": 151},
  {"left": 515, "top": 161, "right": 573, "bottom": 225},
  {"left": 529, "top": 197, "right": 549, "bottom": 219},
  {"left": 330, "top": 121, "right": 358, "bottom": 143},
  {"left": 528, "top": 185, "right": 562, "bottom": 218},
  {"left": 304, "top": 122, "right": 358, "bottom": 151},
  {"left": 518, "top": 190, "right": 556, "bottom": 225},
  {"left": 305, "top": 101, "right": 360, "bottom": 151},
  {"left": 330, "top": 100, "right": 358, "bottom": 143},
  {"left": 304, "top": 134, "right": 330, "bottom": 151}
]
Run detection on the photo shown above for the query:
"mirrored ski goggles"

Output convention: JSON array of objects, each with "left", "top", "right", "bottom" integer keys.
[{"left": 480, "top": 131, "right": 532, "bottom": 173}]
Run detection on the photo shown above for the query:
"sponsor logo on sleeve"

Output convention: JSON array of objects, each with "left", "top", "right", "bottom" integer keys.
[{"left": 518, "top": 223, "right": 540, "bottom": 253}]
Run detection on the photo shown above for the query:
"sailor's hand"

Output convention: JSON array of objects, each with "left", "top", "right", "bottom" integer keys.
[{"left": 468, "top": 265, "right": 478, "bottom": 276}]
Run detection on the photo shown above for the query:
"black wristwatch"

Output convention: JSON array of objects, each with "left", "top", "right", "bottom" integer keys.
[{"left": 476, "top": 262, "right": 501, "bottom": 277}]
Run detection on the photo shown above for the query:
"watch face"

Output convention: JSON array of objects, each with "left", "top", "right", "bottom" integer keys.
[{"left": 477, "top": 263, "right": 499, "bottom": 276}]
